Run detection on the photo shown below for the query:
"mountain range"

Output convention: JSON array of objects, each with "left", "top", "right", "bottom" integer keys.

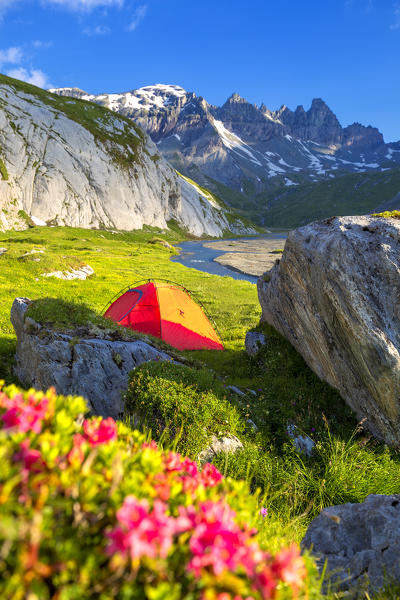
[
  {"left": 0, "top": 74, "right": 254, "bottom": 236},
  {"left": 51, "top": 84, "right": 400, "bottom": 226}
]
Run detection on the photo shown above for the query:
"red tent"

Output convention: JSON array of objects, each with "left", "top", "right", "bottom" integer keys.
[{"left": 104, "top": 280, "right": 224, "bottom": 351}]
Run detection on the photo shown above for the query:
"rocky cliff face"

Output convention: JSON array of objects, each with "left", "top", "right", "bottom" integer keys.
[{"left": 0, "top": 75, "right": 252, "bottom": 236}]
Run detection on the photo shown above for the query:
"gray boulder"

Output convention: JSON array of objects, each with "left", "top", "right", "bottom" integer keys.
[
  {"left": 11, "top": 297, "right": 177, "bottom": 419},
  {"left": 287, "top": 424, "right": 315, "bottom": 457},
  {"left": 198, "top": 434, "right": 243, "bottom": 465},
  {"left": 245, "top": 331, "right": 267, "bottom": 356},
  {"left": 258, "top": 215, "right": 400, "bottom": 446},
  {"left": 302, "top": 494, "right": 400, "bottom": 593}
]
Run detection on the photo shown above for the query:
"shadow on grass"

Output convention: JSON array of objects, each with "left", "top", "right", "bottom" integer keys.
[
  {"left": 0, "top": 336, "right": 17, "bottom": 385},
  {"left": 26, "top": 297, "right": 188, "bottom": 356}
]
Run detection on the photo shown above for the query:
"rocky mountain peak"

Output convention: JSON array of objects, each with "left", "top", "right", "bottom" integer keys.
[
  {"left": 224, "top": 93, "right": 248, "bottom": 105},
  {"left": 343, "top": 122, "right": 384, "bottom": 148},
  {"left": 49, "top": 87, "right": 90, "bottom": 99},
  {"left": 273, "top": 104, "right": 291, "bottom": 121},
  {"left": 280, "top": 99, "right": 341, "bottom": 145},
  {"left": 309, "top": 97, "right": 329, "bottom": 110}
]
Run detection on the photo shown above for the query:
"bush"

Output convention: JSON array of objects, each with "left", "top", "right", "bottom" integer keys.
[
  {"left": 125, "top": 362, "right": 245, "bottom": 457},
  {"left": 0, "top": 382, "right": 308, "bottom": 599},
  {"left": 372, "top": 210, "right": 400, "bottom": 219}
]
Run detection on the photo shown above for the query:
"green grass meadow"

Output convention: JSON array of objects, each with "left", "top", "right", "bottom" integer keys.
[{"left": 1, "top": 224, "right": 400, "bottom": 598}]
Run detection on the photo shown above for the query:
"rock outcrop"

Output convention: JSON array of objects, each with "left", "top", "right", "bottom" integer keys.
[
  {"left": 11, "top": 297, "right": 178, "bottom": 419},
  {"left": 197, "top": 434, "right": 244, "bottom": 465},
  {"left": 257, "top": 215, "right": 400, "bottom": 446},
  {"left": 0, "top": 75, "right": 252, "bottom": 237},
  {"left": 245, "top": 331, "right": 267, "bottom": 356},
  {"left": 302, "top": 494, "right": 400, "bottom": 593},
  {"left": 41, "top": 265, "right": 94, "bottom": 280}
]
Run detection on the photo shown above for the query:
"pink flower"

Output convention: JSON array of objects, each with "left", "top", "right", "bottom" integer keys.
[
  {"left": 107, "top": 496, "right": 179, "bottom": 561},
  {"left": 14, "top": 439, "right": 42, "bottom": 472},
  {"left": 181, "top": 457, "right": 199, "bottom": 477},
  {"left": 142, "top": 440, "right": 158, "bottom": 450},
  {"left": 67, "top": 433, "right": 87, "bottom": 465},
  {"left": 153, "top": 473, "right": 171, "bottom": 501},
  {"left": 165, "top": 452, "right": 184, "bottom": 472},
  {"left": 270, "top": 544, "right": 305, "bottom": 591},
  {"left": 13, "top": 439, "right": 45, "bottom": 502},
  {"left": 253, "top": 567, "right": 277, "bottom": 599},
  {"left": 1, "top": 393, "right": 48, "bottom": 434},
  {"left": 83, "top": 417, "right": 117, "bottom": 446},
  {"left": 185, "top": 501, "right": 251, "bottom": 577},
  {"left": 199, "top": 463, "right": 223, "bottom": 487},
  {"left": 117, "top": 496, "right": 150, "bottom": 529}
]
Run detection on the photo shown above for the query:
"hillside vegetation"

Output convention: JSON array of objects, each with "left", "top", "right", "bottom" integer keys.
[
  {"left": 1, "top": 224, "right": 400, "bottom": 597},
  {"left": 258, "top": 168, "right": 400, "bottom": 228}
]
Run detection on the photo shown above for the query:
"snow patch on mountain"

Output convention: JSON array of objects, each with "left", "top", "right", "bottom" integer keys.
[{"left": 212, "top": 119, "right": 262, "bottom": 166}]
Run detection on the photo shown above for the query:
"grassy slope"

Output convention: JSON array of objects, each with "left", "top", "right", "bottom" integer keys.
[
  {"left": 1, "top": 224, "right": 399, "bottom": 598},
  {"left": 257, "top": 167, "right": 400, "bottom": 228},
  {"left": 0, "top": 225, "right": 259, "bottom": 383}
]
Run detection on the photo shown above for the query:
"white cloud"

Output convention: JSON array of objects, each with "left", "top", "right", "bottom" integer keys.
[
  {"left": 6, "top": 67, "right": 53, "bottom": 89},
  {"left": 0, "top": 0, "right": 19, "bottom": 10},
  {"left": 83, "top": 23, "right": 110, "bottom": 34},
  {"left": 0, "top": 45, "right": 23, "bottom": 67},
  {"left": 391, "top": 2, "right": 400, "bottom": 29},
  {"left": 42, "top": 0, "right": 123, "bottom": 11},
  {"left": 345, "top": 0, "right": 373, "bottom": 11},
  {"left": 32, "top": 40, "right": 53, "bottom": 49},
  {"left": 127, "top": 3, "right": 147, "bottom": 31},
  {"left": 0, "top": 0, "right": 20, "bottom": 20}
]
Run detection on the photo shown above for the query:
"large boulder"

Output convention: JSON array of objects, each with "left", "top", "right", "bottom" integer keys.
[
  {"left": 257, "top": 215, "right": 400, "bottom": 445},
  {"left": 11, "top": 298, "right": 178, "bottom": 419},
  {"left": 302, "top": 494, "right": 400, "bottom": 593}
]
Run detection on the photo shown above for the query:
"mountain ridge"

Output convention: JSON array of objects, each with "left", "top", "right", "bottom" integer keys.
[
  {"left": 0, "top": 74, "right": 254, "bottom": 236},
  {"left": 50, "top": 82, "right": 400, "bottom": 180},
  {"left": 48, "top": 83, "right": 400, "bottom": 227}
]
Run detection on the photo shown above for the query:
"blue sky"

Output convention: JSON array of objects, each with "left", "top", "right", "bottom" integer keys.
[{"left": 0, "top": 0, "right": 400, "bottom": 141}]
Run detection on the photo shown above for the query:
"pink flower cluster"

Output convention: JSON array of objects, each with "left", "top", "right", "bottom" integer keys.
[
  {"left": 107, "top": 496, "right": 187, "bottom": 561},
  {"left": 164, "top": 451, "right": 223, "bottom": 490},
  {"left": 0, "top": 392, "right": 48, "bottom": 434},
  {"left": 83, "top": 417, "right": 118, "bottom": 446},
  {"left": 107, "top": 494, "right": 305, "bottom": 598},
  {"left": 68, "top": 417, "right": 118, "bottom": 465},
  {"left": 186, "top": 500, "right": 256, "bottom": 576},
  {"left": 147, "top": 451, "right": 222, "bottom": 501}
]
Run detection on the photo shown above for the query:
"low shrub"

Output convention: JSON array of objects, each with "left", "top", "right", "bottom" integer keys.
[
  {"left": 125, "top": 362, "right": 245, "bottom": 457},
  {"left": 0, "top": 382, "right": 308, "bottom": 599},
  {"left": 371, "top": 210, "right": 400, "bottom": 219}
]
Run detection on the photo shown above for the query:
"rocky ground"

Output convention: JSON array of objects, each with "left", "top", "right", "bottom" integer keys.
[{"left": 204, "top": 238, "right": 287, "bottom": 276}]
